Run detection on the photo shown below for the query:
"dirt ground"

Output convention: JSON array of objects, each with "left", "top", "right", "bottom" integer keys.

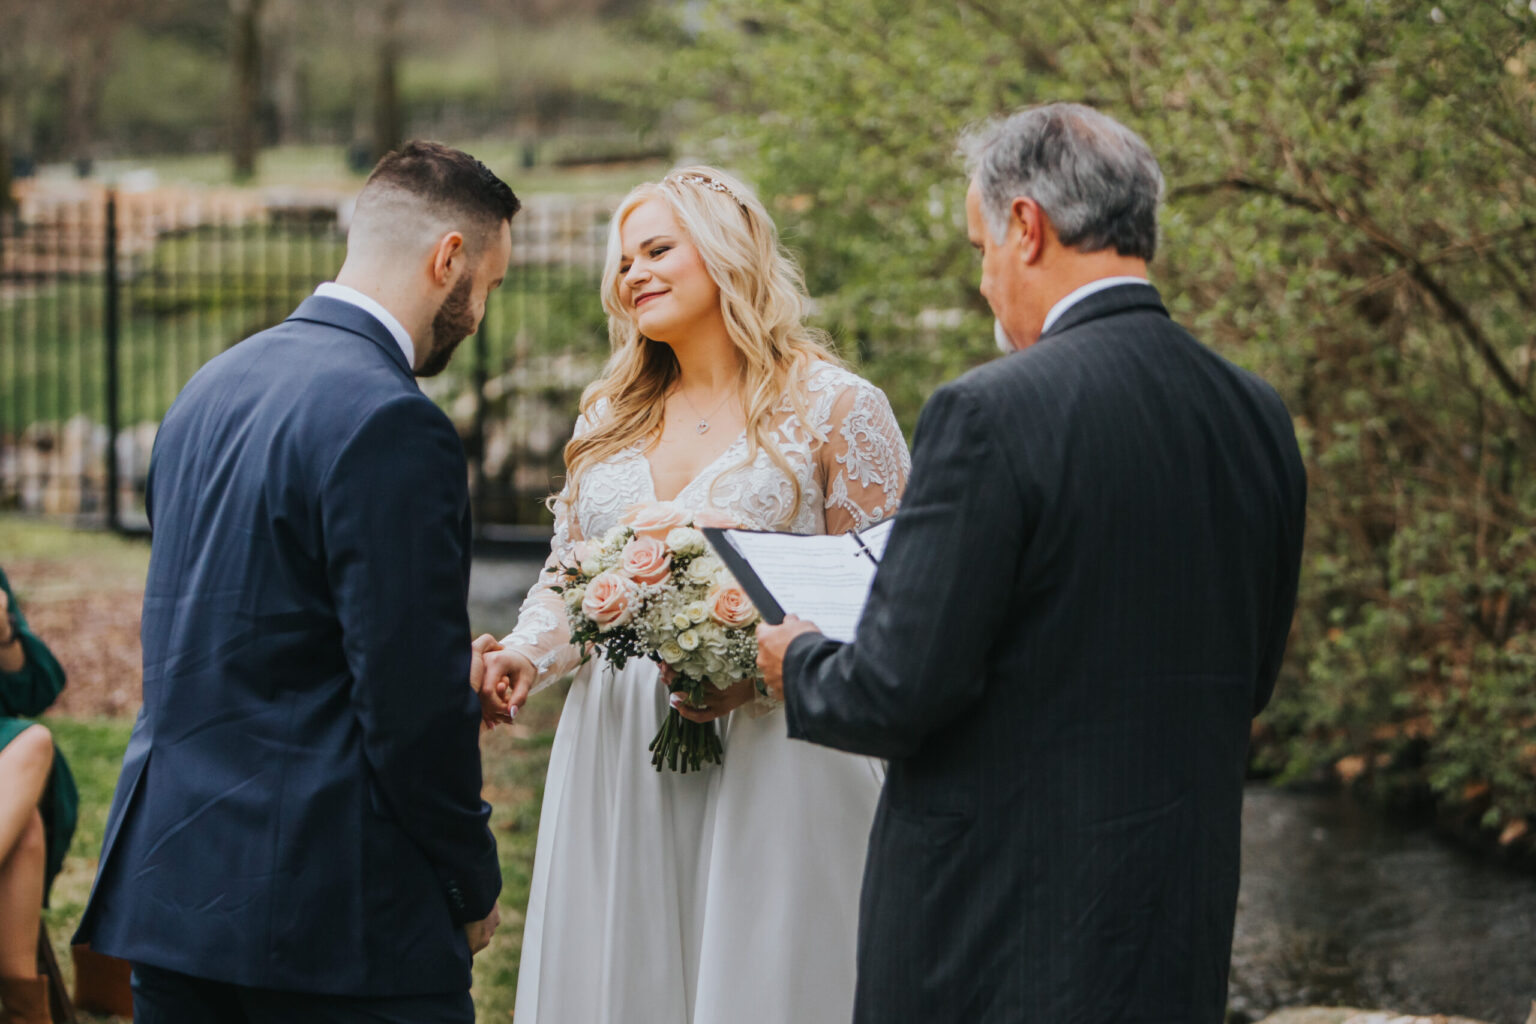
[{"left": 7, "top": 556, "right": 145, "bottom": 718}]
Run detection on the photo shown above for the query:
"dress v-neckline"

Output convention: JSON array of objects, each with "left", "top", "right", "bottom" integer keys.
[{"left": 640, "top": 428, "right": 748, "bottom": 504}]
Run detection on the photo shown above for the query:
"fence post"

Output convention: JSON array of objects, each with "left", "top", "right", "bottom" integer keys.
[{"left": 103, "top": 190, "right": 121, "bottom": 532}]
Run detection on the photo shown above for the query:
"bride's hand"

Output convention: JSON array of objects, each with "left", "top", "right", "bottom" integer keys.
[
  {"left": 480, "top": 647, "right": 538, "bottom": 726},
  {"left": 669, "top": 677, "right": 755, "bottom": 724}
]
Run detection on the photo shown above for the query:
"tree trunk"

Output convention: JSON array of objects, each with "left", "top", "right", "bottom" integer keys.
[
  {"left": 373, "top": 1, "right": 404, "bottom": 160},
  {"left": 231, "top": 0, "right": 264, "bottom": 181}
]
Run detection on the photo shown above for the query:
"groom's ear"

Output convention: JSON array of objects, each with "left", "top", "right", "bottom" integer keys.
[{"left": 428, "top": 230, "right": 467, "bottom": 287}]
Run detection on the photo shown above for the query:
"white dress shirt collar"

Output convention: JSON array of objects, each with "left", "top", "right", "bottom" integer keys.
[
  {"left": 313, "top": 282, "right": 417, "bottom": 371},
  {"left": 1040, "top": 276, "right": 1152, "bottom": 336}
]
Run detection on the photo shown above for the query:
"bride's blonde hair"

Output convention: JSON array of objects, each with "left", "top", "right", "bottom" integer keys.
[{"left": 563, "top": 165, "right": 841, "bottom": 524}]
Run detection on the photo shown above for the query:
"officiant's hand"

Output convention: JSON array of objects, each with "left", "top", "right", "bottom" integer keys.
[
  {"left": 756, "top": 615, "right": 821, "bottom": 700},
  {"left": 480, "top": 647, "right": 537, "bottom": 726},
  {"left": 464, "top": 903, "right": 501, "bottom": 955}
]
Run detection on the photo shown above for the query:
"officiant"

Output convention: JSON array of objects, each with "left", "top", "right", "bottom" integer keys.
[{"left": 758, "top": 102, "right": 1307, "bottom": 1023}]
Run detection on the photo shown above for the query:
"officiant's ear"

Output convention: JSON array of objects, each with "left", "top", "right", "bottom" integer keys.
[
  {"left": 1009, "top": 197, "right": 1047, "bottom": 265},
  {"left": 428, "top": 230, "right": 468, "bottom": 287}
]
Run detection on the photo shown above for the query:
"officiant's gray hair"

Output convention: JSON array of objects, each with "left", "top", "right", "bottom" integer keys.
[{"left": 960, "top": 103, "right": 1164, "bottom": 261}]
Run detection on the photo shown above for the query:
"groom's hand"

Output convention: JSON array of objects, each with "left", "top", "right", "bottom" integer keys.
[
  {"left": 469, "top": 634, "right": 506, "bottom": 731},
  {"left": 756, "top": 615, "right": 822, "bottom": 700},
  {"left": 464, "top": 903, "right": 501, "bottom": 955}
]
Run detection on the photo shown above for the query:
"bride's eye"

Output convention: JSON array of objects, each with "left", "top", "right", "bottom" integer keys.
[{"left": 649, "top": 246, "right": 670, "bottom": 259}]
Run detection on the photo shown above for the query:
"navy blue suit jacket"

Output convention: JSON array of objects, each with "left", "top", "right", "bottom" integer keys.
[
  {"left": 784, "top": 285, "right": 1307, "bottom": 1023},
  {"left": 75, "top": 296, "right": 500, "bottom": 996}
]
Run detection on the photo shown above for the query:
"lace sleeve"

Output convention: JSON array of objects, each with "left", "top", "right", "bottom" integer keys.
[
  {"left": 748, "top": 374, "right": 910, "bottom": 716},
  {"left": 819, "top": 375, "right": 911, "bottom": 534},
  {"left": 500, "top": 419, "right": 590, "bottom": 694}
]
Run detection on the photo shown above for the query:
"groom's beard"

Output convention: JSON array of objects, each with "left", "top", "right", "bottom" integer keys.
[{"left": 416, "top": 274, "right": 477, "bottom": 378}]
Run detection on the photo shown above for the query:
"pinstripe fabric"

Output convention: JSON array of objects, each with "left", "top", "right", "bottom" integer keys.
[{"left": 783, "top": 284, "right": 1307, "bottom": 1023}]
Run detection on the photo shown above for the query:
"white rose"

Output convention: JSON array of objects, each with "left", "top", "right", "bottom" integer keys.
[
  {"left": 666, "top": 526, "right": 707, "bottom": 557},
  {"left": 672, "top": 612, "right": 692, "bottom": 630},
  {"left": 602, "top": 524, "right": 629, "bottom": 548},
  {"left": 685, "top": 601, "right": 709, "bottom": 624},
  {"left": 677, "top": 629, "right": 701, "bottom": 652},
  {"left": 686, "top": 555, "right": 723, "bottom": 583},
  {"left": 563, "top": 586, "right": 586, "bottom": 611},
  {"left": 659, "top": 640, "right": 685, "bottom": 663}
]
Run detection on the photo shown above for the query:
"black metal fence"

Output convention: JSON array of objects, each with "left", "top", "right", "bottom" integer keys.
[{"left": 0, "top": 183, "right": 613, "bottom": 547}]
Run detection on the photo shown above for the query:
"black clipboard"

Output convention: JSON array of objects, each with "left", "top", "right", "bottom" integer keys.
[{"left": 702, "top": 521, "right": 888, "bottom": 627}]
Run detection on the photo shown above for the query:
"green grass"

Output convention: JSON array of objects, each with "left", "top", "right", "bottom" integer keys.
[{"left": 0, "top": 516, "right": 149, "bottom": 588}]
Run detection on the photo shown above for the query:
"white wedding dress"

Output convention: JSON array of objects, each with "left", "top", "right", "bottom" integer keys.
[{"left": 504, "top": 361, "right": 910, "bottom": 1024}]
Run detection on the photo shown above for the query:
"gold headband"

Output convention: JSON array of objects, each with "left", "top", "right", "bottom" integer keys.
[{"left": 672, "top": 173, "right": 746, "bottom": 206}]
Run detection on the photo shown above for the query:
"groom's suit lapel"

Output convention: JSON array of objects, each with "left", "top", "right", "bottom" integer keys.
[
  {"left": 1035, "top": 282, "right": 1168, "bottom": 344},
  {"left": 284, "top": 295, "right": 415, "bottom": 379}
]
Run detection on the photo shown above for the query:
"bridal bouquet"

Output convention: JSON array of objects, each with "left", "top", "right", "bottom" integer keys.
[{"left": 553, "top": 501, "right": 762, "bottom": 772}]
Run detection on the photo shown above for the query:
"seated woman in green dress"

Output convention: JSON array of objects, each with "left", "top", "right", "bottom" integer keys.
[{"left": 0, "top": 566, "right": 78, "bottom": 1024}]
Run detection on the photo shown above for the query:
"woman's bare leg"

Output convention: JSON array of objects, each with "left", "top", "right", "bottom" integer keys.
[
  {"left": 0, "top": 727, "right": 54, "bottom": 980},
  {"left": 0, "top": 808, "right": 46, "bottom": 978},
  {"left": 0, "top": 726, "right": 52, "bottom": 857}
]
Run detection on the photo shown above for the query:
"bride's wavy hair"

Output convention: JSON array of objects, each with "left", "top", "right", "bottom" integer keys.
[{"left": 562, "top": 165, "right": 841, "bottom": 525}]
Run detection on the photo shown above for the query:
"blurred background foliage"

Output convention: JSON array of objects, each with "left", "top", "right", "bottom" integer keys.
[
  {"left": 668, "top": 0, "right": 1536, "bottom": 843},
  {"left": 0, "top": 0, "right": 1532, "bottom": 843}
]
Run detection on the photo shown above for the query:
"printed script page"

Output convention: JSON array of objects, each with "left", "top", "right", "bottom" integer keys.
[{"left": 722, "top": 531, "right": 877, "bottom": 643}]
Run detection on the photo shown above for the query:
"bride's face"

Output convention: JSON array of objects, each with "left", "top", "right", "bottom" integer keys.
[{"left": 618, "top": 198, "right": 723, "bottom": 345}]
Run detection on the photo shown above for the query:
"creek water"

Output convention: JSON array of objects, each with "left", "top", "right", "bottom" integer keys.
[{"left": 1231, "top": 786, "right": 1536, "bottom": 1023}]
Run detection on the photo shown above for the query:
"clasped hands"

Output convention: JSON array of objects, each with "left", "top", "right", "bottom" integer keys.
[{"left": 470, "top": 634, "right": 535, "bottom": 729}]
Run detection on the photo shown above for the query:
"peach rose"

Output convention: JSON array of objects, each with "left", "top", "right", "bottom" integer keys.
[
  {"left": 582, "top": 572, "right": 638, "bottom": 630},
  {"left": 622, "top": 501, "right": 691, "bottom": 540},
  {"left": 706, "top": 582, "right": 758, "bottom": 628},
  {"left": 620, "top": 535, "right": 672, "bottom": 585}
]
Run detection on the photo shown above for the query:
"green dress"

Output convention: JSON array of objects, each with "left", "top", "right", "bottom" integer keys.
[{"left": 0, "top": 566, "right": 79, "bottom": 902}]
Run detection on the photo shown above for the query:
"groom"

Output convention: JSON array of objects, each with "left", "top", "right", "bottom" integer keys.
[
  {"left": 74, "top": 142, "right": 519, "bottom": 1023},
  {"left": 759, "top": 104, "right": 1306, "bottom": 1022}
]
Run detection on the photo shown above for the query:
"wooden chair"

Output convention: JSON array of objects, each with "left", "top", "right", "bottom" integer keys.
[{"left": 35, "top": 923, "right": 76, "bottom": 1024}]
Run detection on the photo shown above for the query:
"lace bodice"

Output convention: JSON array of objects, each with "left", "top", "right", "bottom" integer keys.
[{"left": 503, "top": 361, "right": 911, "bottom": 693}]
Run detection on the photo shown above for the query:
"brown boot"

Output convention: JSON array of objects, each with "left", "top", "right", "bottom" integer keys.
[{"left": 0, "top": 976, "right": 50, "bottom": 1024}]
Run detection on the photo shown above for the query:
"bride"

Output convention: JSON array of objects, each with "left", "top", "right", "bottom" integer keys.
[{"left": 479, "top": 166, "right": 910, "bottom": 1023}]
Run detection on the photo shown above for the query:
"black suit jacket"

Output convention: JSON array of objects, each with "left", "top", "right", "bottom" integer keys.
[
  {"left": 784, "top": 284, "right": 1306, "bottom": 1023},
  {"left": 75, "top": 296, "right": 501, "bottom": 996}
]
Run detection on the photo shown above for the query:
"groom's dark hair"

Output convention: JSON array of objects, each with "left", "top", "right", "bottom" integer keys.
[{"left": 359, "top": 141, "right": 521, "bottom": 250}]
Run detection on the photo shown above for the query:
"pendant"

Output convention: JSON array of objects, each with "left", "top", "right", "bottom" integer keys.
[{"left": 696, "top": 420, "right": 710, "bottom": 434}]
